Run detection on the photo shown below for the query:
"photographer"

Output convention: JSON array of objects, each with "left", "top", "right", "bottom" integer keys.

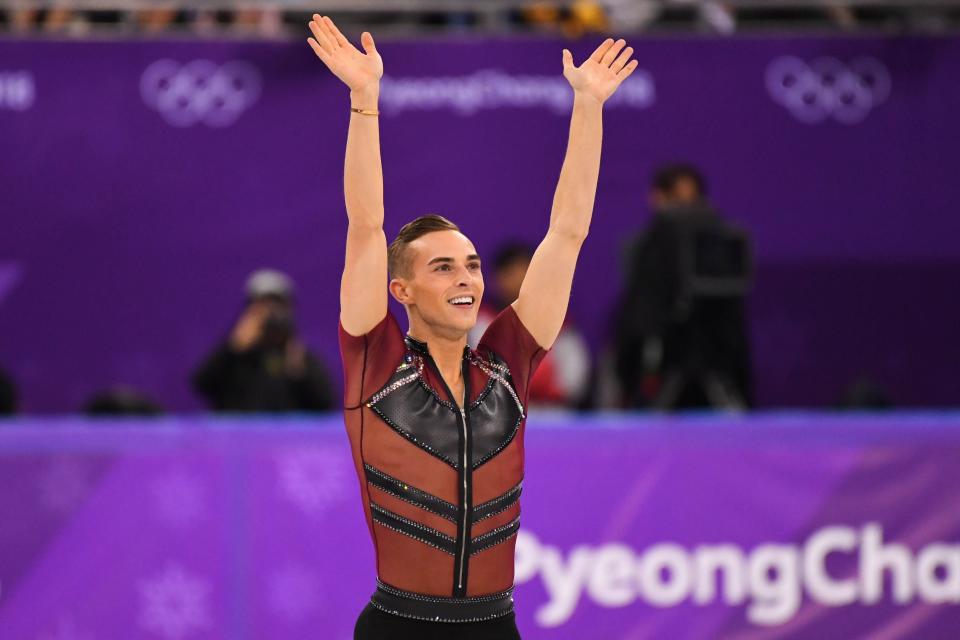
[
  {"left": 613, "top": 164, "right": 752, "bottom": 409},
  {"left": 192, "top": 269, "right": 334, "bottom": 412}
]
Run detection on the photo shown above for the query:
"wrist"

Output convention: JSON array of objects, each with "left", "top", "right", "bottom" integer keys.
[
  {"left": 573, "top": 91, "right": 604, "bottom": 110},
  {"left": 351, "top": 84, "right": 380, "bottom": 108}
]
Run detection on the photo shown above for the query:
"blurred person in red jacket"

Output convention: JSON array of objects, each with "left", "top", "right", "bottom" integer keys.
[{"left": 470, "top": 244, "right": 591, "bottom": 409}]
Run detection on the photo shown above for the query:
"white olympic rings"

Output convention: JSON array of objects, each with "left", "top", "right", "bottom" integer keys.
[
  {"left": 766, "top": 56, "right": 891, "bottom": 124},
  {"left": 140, "top": 59, "right": 261, "bottom": 128}
]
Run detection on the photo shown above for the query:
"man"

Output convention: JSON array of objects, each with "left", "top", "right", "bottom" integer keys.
[
  {"left": 192, "top": 269, "right": 334, "bottom": 412},
  {"left": 648, "top": 163, "right": 708, "bottom": 212},
  {"left": 614, "top": 163, "right": 752, "bottom": 408},
  {"left": 307, "top": 15, "right": 637, "bottom": 638}
]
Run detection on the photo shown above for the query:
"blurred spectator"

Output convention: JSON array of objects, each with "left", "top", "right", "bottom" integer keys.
[
  {"left": 9, "top": 7, "right": 40, "bottom": 33},
  {"left": 231, "top": 5, "right": 284, "bottom": 38},
  {"left": 470, "top": 244, "right": 591, "bottom": 409},
  {"left": 602, "top": 0, "right": 735, "bottom": 34},
  {"left": 601, "top": 0, "right": 660, "bottom": 31},
  {"left": 521, "top": 0, "right": 609, "bottom": 36},
  {"left": 613, "top": 163, "right": 752, "bottom": 410},
  {"left": 53, "top": 4, "right": 95, "bottom": 35},
  {"left": 0, "top": 365, "right": 16, "bottom": 414},
  {"left": 565, "top": 0, "right": 609, "bottom": 36},
  {"left": 85, "top": 387, "right": 162, "bottom": 415},
  {"left": 193, "top": 269, "right": 334, "bottom": 412},
  {"left": 135, "top": 6, "right": 183, "bottom": 33}
]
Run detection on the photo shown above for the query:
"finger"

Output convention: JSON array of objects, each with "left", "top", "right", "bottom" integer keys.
[
  {"left": 562, "top": 48, "right": 574, "bottom": 70},
  {"left": 317, "top": 15, "right": 342, "bottom": 49},
  {"left": 323, "top": 15, "right": 351, "bottom": 49},
  {"left": 610, "top": 46, "right": 633, "bottom": 73},
  {"left": 308, "top": 20, "right": 332, "bottom": 52},
  {"left": 307, "top": 37, "right": 330, "bottom": 61},
  {"left": 589, "top": 38, "right": 614, "bottom": 63},
  {"left": 360, "top": 31, "right": 377, "bottom": 55},
  {"left": 601, "top": 39, "right": 626, "bottom": 67},
  {"left": 309, "top": 18, "right": 334, "bottom": 53},
  {"left": 617, "top": 59, "right": 639, "bottom": 78}
]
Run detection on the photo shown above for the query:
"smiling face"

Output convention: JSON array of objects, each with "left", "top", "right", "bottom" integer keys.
[{"left": 389, "top": 230, "right": 485, "bottom": 340}]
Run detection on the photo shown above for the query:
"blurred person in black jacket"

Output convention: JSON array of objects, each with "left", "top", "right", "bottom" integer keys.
[
  {"left": 613, "top": 164, "right": 752, "bottom": 409},
  {"left": 0, "top": 365, "right": 16, "bottom": 414},
  {"left": 193, "top": 269, "right": 334, "bottom": 412}
]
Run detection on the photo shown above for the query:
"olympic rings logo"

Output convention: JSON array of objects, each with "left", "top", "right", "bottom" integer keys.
[
  {"left": 766, "top": 56, "right": 891, "bottom": 125},
  {"left": 140, "top": 59, "right": 261, "bottom": 128}
]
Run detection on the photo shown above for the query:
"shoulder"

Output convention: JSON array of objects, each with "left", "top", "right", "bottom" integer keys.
[
  {"left": 338, "top": 310, "right": 405, "bottom": 368},
  {"left": 476, "top": 304, "right": 548, "bottom": 395},
  {"left": 338, "top": 310, "right": 407, "bottom": 406},
  {"left": 339, "top": 310, "right": 401, "bottom": 346}
]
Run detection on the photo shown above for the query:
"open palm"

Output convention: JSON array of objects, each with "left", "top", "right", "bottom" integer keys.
[
  {"left": 307, "top": 15, "right": 383, "bottom": 94},
  {"left": 563, "top": 39, "right": 638, "bottom": 104}
]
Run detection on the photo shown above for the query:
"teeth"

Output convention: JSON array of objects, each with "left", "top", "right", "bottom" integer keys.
[{"left": 448, "top": 296, "right": 474, "bottom": 305}]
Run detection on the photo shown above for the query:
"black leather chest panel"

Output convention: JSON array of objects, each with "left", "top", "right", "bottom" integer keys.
[{"left": 366, "top": 356, "right": 522, "bottom": 469}]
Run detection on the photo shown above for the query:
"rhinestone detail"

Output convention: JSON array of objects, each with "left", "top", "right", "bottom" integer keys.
[
  {"left": 370, "top": 503, "right": 456, "bottom": 554},
  {"left": 366, "top": 359, "right": 424, "bottom": 406},
  {"left": 470, "top": 355, "right": 525, "bottom": 418},
  {"left": 369, "top": 404, "right": 459, "bottom": 467},
  {"left": 472, "top": 515, "right": 520, "bottom": 544},
  {"left": 365, "top": 463, "right": 458, "bottom": 522},
  {"left": 470, "top": 516, "right": 521, "bottom": 556},
  {"left": 376, "top": 579, "right": 513, "bottom": 603},
  {"left": 368, "top": 601, "right": 513, "bottom": 624},
  {"left": 473, "top": 481, "right": 523, "bottom": 522}
]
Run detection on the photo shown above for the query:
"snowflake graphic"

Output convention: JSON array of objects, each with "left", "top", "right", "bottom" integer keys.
[
  {"left": 275, "top": 447, "right": 348, "bottom": 518},
  {"left": 266, "top": 563, "right": 323, "bottom": 623},
  {"left": 37, "top": 616, "right": 92, "bottom": 640},
  {"left": 37, "top": 456, "right": 93, "bottom": 515},
  {"left": 138, "top": 563, "right": 212, "bottom": 640},
  {"left": 151, "top": 469, "right": 205, "bottom": 531}
]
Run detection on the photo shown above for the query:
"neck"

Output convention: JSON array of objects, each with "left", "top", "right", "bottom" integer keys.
[{"left": 407, "top": 320, "right": 468, "bottom": 380}]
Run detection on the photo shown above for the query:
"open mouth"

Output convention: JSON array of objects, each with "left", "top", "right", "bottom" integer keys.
[{"left": 447, "top": 295, "right": 475, "bottom": 308}]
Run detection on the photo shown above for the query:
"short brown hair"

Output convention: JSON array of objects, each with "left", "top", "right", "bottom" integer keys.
[{"left": 388, "top": 214, "right": 460, "bottom": 278}]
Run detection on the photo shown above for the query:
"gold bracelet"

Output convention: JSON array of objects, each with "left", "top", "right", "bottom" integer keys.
[{"left": 351, "top": 107, "right": 379, "bottom": 116}]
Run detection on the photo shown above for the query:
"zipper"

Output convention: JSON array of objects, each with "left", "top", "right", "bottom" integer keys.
[
  {"left": 456, "top": 396, "right": 469, "bottom": 592},
  {"left": 422, "top": 350, "right": 472, "bottom": 597}
]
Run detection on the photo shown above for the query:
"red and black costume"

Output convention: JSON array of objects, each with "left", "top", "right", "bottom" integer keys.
[{"left": 339, "top": 305, "right": 546, "bottom": 624}]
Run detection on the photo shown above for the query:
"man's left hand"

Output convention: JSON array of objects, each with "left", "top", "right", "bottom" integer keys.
[{"left": 562, "top": 38, "right": 638, "bottom": 105}]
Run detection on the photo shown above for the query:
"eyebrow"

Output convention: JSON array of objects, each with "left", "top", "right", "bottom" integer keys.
[{"left": 427, "top": 255, "right": 482, "bottom": 266}]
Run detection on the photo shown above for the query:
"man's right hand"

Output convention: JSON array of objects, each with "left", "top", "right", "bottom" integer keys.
[
  {"left": 307, "top": 15, "right": 382, "bottom": 98},
  {"left": 229, "top": 303, "right": 268, "bottom": 352}
]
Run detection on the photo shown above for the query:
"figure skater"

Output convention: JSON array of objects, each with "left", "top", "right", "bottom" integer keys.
[{"left": 307, "top": 15, "right": 638, "bottom": 638}]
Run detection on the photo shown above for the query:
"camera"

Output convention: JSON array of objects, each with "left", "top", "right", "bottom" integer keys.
[{"left": 261, "top": 306, "right": 294, "bottom": 348}]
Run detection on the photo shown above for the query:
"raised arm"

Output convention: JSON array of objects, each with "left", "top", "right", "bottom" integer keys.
[
  {"left": 512, "top": 39, "right": 638, "bottom": 349},
  {"left": 308, "top": 15, "right": 387, "bottom": 336}
]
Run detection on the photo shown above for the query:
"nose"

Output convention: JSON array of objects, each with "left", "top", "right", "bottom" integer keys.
[{"left": 456, "top": 267, "right": 471, "bottom": 287}]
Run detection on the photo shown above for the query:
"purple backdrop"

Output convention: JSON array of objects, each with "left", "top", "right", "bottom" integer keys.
[
  {"left": 1, "top": 36, "right": 959, "bottom": 412},
  {"left": 0, "top": 413, "right": 959, "bottom": 639}
]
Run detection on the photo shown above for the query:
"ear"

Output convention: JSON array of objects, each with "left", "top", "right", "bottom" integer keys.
[{"left": 389, "top": 278, "right": 411, "bottom": 304}]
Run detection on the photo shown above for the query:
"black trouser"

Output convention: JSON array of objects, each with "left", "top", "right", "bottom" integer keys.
[{"left": 353, "top": 603, "right": 522, "bottom": 640}]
